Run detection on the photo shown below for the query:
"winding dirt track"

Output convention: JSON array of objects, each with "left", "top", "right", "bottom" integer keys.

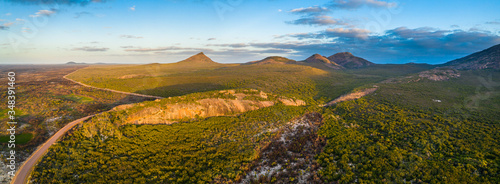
[
  {"left": 11, "top": 67, "right": 164, "bottom": 184},
  {"left": 62, "top": 69, "right": 164, "bottom": 99}
]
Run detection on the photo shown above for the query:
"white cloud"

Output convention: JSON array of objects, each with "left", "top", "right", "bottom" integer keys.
[
  {"left": 486, "top": 21, "right": 500, "bottom": 25},
  {"left": 120, "top": 35, "right": 143, "bottom": 39},
  {"left": 287, "top": 15, "right": 347, "bottom": 26},
  {"left": 72, "top": 46, "right": 109, "bottom": 52},
  {"left": 130, "top": 5, "right": 136, "bottom": 11},
  {"left": 37, "top": 10, "right": 56, "bottom": 16},
  {"left": 330, "top": 0, "right": 397, "bottom": 10},
  {"left": 124, "top": 46, "right": 208, "bottom": 52},
  {"left": 31, "top": 9, "right": 56, "bottom": 17},
  {"left": 3, "top": 22, "right": 14, "bottom": 27},
  {"left": 325, "top": 28, "right": 371, "bottom": 39},
  {"left": 265, "top": 26, "right": 500, "bottom": 63},
  {"left": 0, "top": 22, "right": 14, "bottom": 30},
  {"left": 290, "top": 6, "right": 330, "bottom": 14}
]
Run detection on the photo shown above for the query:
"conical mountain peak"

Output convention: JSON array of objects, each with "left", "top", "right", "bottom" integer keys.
[{"left": 178, "top": 52, "right": 217, "bottom": 64}]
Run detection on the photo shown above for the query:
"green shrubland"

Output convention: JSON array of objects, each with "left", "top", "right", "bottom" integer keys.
[{"left": 33, "top": 62, "right": 500, "bottom": 183}]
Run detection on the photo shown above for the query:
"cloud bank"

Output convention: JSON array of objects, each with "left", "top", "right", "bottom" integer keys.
[
  {"left": 328, "top": 0, "right": 397, "bottom": 10},
  {"left": 72, "top": 46, "right": 109, "bottom": 52},
  {"left": 3, "top": 0, "right": 106, "bottom": 6}
]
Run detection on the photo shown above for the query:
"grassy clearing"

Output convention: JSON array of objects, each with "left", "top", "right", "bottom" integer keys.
[
  {"left": 68, "top": 62, "right": 434, "bottom": 104},
  {"left": 68, "top": 63, "right": 327, "bottom": 101},
  {"left": 0, "top": 109, "right": 23, "bottom": 119}
]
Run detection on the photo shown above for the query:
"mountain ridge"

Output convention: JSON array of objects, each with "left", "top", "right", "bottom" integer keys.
[
  {"left": 442, "top": 44, "right": 500, "bottom": 70},
  {"left": 247, "top": 56, "right": 297, "bottom": 65}
]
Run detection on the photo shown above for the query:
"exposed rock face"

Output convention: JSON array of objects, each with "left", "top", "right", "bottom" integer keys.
[
  {"left": 112, "top": 104, "right": 135, "bottom": 111},
  {"left": 114, "top": 89, "right": 306, "bottom": 125},
  {"left": 382, "top": 69, "right": 461, "bottom": 84},
  {"left": 126, "top": 98, "right": 275, "bottom": 125},
  {"left": 442, "top": 44, "right": 500, "bottom": 70},
  {"left": 327, "top": 52, "right": 374, "bottom": 68},
  {"left": 303, "top": 54, "right": 343, "bottom": 69},
  {"left": 418, "top": 69, "right": 461, "bottom": 81},
  {"left": 278, "top": 98, "right": 306, "bottom": 106},
  {"left": 324, "top": 86, "right": 378, "bottom": 106},
  {"left": 248, "top": 56, "right": 297, "bottom": 65}
]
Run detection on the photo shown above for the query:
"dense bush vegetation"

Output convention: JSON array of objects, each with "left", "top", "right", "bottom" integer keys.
[
  {"left": 26, "top": 62, "right": 499, "bottom": 183},
  {"left": 31, "top": 105, "right": 308, "bottom": 183},
  {"left": 0, "top": 65, "right": 153, "bottom": 178},
  {"left": 317, "top": 70, "right": 500, "bottom": 183}
]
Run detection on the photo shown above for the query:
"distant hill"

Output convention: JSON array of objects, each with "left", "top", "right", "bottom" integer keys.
[
  {"left": 66, "top": 62, "right": 115, "bottom": 65},
  {"left": 247, "top": 56, "right": 297, "bottom": 65},
  {"left": 66, "top": 61, "right": 87, "bottom": 65},
  {"left": 302, "top": 54, "right": 343, "bottom": 69},
  {"left": 327, "top": 52, "right": 374, "bottom": 68},
  {"left": 442, "top": 44, "right": 500, "bottom": 70},
  {"left": 176, "top": 52, "right": 219, "bottom": 65}
]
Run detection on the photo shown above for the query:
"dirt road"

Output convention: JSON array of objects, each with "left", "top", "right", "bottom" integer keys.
[
  {"left": 11, "top": 115, "right": 95, "bottom": 184},
  {"left": 63, "top": 68, "right": 164, "bottom": 99}
]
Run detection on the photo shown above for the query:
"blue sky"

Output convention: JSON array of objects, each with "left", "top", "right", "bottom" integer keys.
[{"left": 0, "top": 0, "right": 499, "bottom": 64}]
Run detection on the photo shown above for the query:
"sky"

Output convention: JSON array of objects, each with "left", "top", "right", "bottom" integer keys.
[{"left": 0, "top": 0, "right": 499, "bottom": 64}]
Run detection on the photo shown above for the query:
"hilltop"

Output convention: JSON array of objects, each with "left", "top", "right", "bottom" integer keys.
[
  {"left": 327, "top": 52, "right": 375, "bottom": 68},
  {"left": 303, "top": 54, "right": 344, "bottom": 69},
  {"left": 442, "top": 44, "right": 500, "bottom": 70},
  {"left": 176, "top": 52, "right": 220, "bottom": 65},
  {"left": 66, "top": 61, "right": 87, "bottom": 65},
  {"left": 247, "top": 56, "right": 297, "bottom": 65}
]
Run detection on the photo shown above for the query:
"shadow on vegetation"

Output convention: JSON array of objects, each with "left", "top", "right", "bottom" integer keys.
[{"left": 134, "top": 83, "right": 229, "bottom": 98}]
